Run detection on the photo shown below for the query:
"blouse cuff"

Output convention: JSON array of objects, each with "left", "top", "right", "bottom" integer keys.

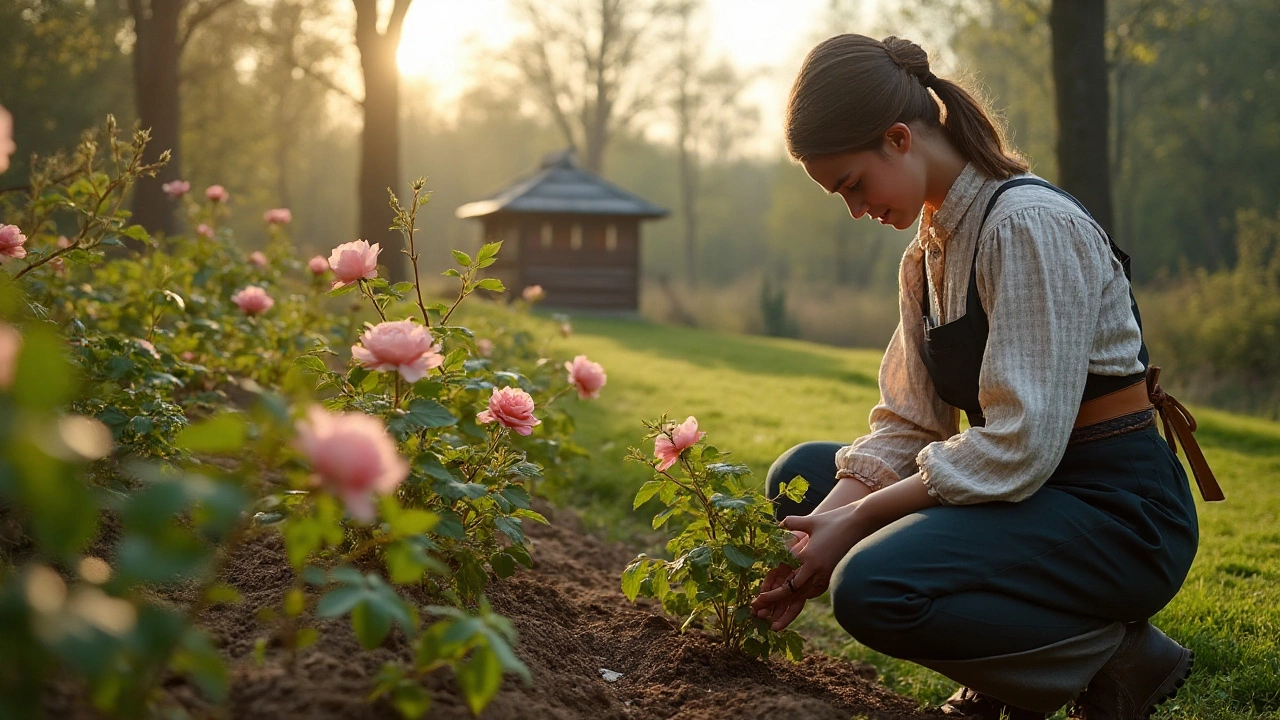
[
  {"left": 916, "top": 444, "right": 955, "bottom": 505},
  {"left": 833, "top": 449, "right": 900, "bottom": 492}
]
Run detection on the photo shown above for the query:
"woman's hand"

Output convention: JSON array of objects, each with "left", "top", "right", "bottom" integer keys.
[{"left": 750, "top": 504, "right": 870, "bottom": 630}]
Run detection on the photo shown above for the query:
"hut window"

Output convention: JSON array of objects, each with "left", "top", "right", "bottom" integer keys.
[
  {"left": 541, "top": 222, "right": 553, "bottom": 249},
  {"left": 605, "top": 224, "right": 618, "bottom": 252},
  {"left": 570, "top": 224, "right": 583, "bottom": 250}
]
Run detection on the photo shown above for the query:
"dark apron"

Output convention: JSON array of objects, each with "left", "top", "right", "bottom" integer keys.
[{"left": 919, "top": 178, "right": 1147, "bottom": 428}]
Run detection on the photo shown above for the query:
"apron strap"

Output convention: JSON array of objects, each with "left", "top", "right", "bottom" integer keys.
[{"left": 1146, "top": 366, "right": 1225, "bottom": 502}]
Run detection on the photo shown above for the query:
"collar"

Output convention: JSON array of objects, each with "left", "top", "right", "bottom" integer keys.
[{"left": 917, "top": 162, "right": 984, "bottom": 250}]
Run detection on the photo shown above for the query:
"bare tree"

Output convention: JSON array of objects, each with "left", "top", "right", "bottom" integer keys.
[
  {"left": 670, "top": 0, "right": 758, "bottom": 288},
  {"left": 353, "top": 0, "right": 412, "bottom": 282},
  {"left": 128, "top": 0, "right": 237, "bottom": 237},
  {"left": 510, "top": 0, "right": 678, "bottom": 174}
]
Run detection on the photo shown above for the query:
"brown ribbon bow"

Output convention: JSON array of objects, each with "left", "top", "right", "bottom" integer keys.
[{"left": 1146, "top": 366, "right": 1225, "bottom": 502}]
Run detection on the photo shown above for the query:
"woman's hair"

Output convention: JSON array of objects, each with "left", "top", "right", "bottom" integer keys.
[{"left": 785, "top": 34, "right": 1027, "bottom": 179}]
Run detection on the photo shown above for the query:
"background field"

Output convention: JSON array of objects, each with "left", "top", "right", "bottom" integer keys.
[{"left": 546, "top": 314, "right": 1280, "bottom": 719}]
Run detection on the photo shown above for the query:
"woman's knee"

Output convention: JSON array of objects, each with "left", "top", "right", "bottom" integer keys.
[
  {"left": 830, "top": 546, "right": 933, "bottom": 658},
  {"left": 765, "top": 441, "right": 839, "bottom": 519}
]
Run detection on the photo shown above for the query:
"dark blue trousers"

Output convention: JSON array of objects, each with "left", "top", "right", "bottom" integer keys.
[{"left": 765, "top": 425, "right": 1199, "bottom": 710}]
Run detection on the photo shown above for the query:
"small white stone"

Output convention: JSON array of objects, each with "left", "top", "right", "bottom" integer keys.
[{"left": 598, "top": 668, "right": 624, "bottom": 682}]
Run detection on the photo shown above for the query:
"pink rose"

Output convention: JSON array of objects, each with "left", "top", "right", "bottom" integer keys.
[
  {"left": 136, "top": 338, "right": 160, "bottom": 359},
  {"left": 654, "top": 416, "right": 705, "bottom": 472},
  {"left": 56, "top": 235, "right": 71, "bottom": 249},
  {"left": 476, "top": 386, "right": 541, "bottom": 436},
  {"left": 0, "top": 105, "right": 15, "bottom": 175},
  {"left": 307, "top": 255, "right": 329, "bottom": 276},
  {"left": 264, "top": 208, "right": 292, "bottom": 225},
  {"left": 328, "top": 239, "right": 380, "bottom": 289},
  {"left": 181, "top": 351, "right": 196, "bottom": 362},
  {"left": 196, "top": 224, "right": 214, "bottom": 239},
  {"left": 295, "top": 406, "right": 409, "bottom": 522},
  {"left": 162, "top": 180, "right": 190, "bottom": 199},
  {"left": 476, "top": 338, "right": 495, "bottom": 358},
  {"left": 564, "top": 354, "right": 606, "bottom": 399},
  {"left": 0, "top": 224, "right": 27, "bottom": 260},
  {"left": 50, "top": 256, "right": 65, "bottom": 273},
  {"left": 205, "top": 185, "right": 229, "bottom": 203},
  {"left": 231, "top": 286, "right": 274, "bottom": 316},
  {"left": 0, "top": 323, "right": 20, "bottom": 390},
  {"left": 350, "top": 320, "right": 443, "bottom": 383},
  {"left": 249, "top": 250, "right": 268, "bottom": 268},
  {"left": 522, "top": 285, "right": 545, "bottom": 302}
]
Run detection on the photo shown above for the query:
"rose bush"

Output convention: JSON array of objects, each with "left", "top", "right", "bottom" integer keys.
[{"left": 0, "top": 117, "right": 606, "bottom": 719}]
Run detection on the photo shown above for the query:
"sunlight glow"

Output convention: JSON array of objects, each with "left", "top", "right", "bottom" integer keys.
[{"left": 396, "top": 0, "right": 516, "bottom": 102}]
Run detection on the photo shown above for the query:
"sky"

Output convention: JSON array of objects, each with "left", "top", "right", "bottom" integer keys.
[{"left": 394, "top": 0, "right": 867, "bottom": 156}]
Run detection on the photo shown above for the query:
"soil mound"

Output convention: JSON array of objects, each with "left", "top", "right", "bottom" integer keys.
[{"left": 48, "top": 502, "right": 951, "bottom": 719}]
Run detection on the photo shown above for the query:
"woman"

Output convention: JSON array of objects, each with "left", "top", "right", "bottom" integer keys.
[{"left": 750, "top": 34, "right": 1221, "bottom": 719}]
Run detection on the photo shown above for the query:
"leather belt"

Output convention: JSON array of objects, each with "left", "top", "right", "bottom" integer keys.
[{"left": 1073, "top": 366, "right": 1225, "bottom": 502}]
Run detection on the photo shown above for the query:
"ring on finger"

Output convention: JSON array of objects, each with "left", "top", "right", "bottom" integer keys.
[{"left": 786, "top": 577, "right": 797, "bottom": 593}]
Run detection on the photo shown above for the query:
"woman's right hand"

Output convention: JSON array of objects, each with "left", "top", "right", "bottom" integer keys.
[{"left": 751, "top": 530, "right": 812, "bottom": 630}]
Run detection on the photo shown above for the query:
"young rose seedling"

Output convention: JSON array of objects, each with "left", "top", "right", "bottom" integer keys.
[{"left": 621, "top": 415, "right": 808, "bottom": 659}]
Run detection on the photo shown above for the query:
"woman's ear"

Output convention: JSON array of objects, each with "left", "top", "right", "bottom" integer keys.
[{"left": 883, "top": 122, "right": 912, "bottom": 155}]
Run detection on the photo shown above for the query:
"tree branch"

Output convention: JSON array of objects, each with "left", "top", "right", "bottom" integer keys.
[{"left": 178, "top": 0, "right": 237, "bottom": 49}]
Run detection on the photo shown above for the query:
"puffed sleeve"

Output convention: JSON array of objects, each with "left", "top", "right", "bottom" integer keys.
[
  {"left": 834, "top": 242, "right": 960, "bottom": 490},
  {"left": 915, "top": 207, "right": 1115, "bottom": 504}
]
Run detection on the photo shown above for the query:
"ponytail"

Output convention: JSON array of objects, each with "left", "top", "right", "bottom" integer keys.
[{"left": 786, "top": 34, "right": 1027, "bottom": 179}]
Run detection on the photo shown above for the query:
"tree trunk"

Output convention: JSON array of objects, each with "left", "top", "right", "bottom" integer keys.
[
  {"left": 1050, "top": 0, "right": 1113, "bottom": 233},
  {"left": 131, "top": 0, "right": 185, "bottom": 238},
  {"left": 354, "top": 0, "right": 410, "bottom": 282},
  {"left": 678, "top": 137, "right": 698, "bottom": 288}
]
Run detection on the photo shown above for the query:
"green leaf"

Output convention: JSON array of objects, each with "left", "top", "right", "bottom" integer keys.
[
  {"left": 389, "top": 508, "right": 438, "bottom": 537},
  {"left": 477, "top": 241, "right": 502, "bottom": 262},
  {"left": 510, "top": 508, "right": 547, "bottom": 524},
  {"left": 621, "top": 559, "right": 648, "bottom": 601},
  {"left": 706, "top": 462, "right": 751, "bottom": 478},
  {"left": 722, "top": 544, "right": 755, "bottom": 569},
  {"left": 633, "top": 480, "right": 665, "bottom": 509},
  {"left": 456, "top": 645, "right": 503, "bottom": 716},
  {"left": 13, "top": 326, "right": 76, "bottom": 410},
  {"left": 489, "top": 552, "right": 517, "bottom": 578},
  {"left": 284, "top": 588, "right": 306, "bottom": 617},
  {"left": 391, "top": 681, "right": 432, "bottom": 719},
  {"left": 783, "top": 630, "right": 805, "bottom": 661},
  {"left": 316, "top": 586, "right": 366, "bottom": 617},
  {"left": 475, "top": 278, "right": 505, "bottom": 292},
  {"left": 328, "top": 282, "right": 359, "bottom": 297},
  {"left": 451, "top": 250, "right": 472, "bottom": 267},
  {"left": 392, "top": 399, "right": 457, "bottom": 433},
  {"left": 415, "top": 454, "right": 460, "bottom": 483},
  {"left": 385, "top": 540, "right": 432, "bottom": 585},
  {"left": 176, "top": 412, "right": 247, "bottom": 453},
  {"left": 292, "top": 354, "right": 328, "bottom": 375},
  {"left": 781, "top": 476, "right": 810, "bottom": 503},
  {"left": 351, "top": 600, "right": 392, "bottom": 649},
  {"left": 504, "top": 542, "right": 534, "bottom": 569},
  {"left": 494, "top": 516, "right": 525, "bottom": 544},
  {"left": 500, "top": 485, "right": 532, "bottom": 510}
]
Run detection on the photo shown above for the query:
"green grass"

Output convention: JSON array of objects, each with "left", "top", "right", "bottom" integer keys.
[{"left": 549, "top": 314, "right": 1280, "bottom": 719}]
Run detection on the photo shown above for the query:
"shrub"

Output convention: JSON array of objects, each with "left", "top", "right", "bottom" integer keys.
[{"left": 621, "top": 415, "right": 807, "bottom": 659}]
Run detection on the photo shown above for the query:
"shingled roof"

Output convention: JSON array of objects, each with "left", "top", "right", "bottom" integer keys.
[{"left": 454, "top": 149, "right": 668, "bottom": 220}]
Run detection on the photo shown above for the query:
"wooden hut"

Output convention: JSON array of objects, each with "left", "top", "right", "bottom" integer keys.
[{"left": 455, "top": 149, "right": 668, "bottom": 311}]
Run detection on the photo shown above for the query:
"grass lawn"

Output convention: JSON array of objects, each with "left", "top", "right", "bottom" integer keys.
[{"left": 549, "top": 314, "right": 1280, "bottom": 719}]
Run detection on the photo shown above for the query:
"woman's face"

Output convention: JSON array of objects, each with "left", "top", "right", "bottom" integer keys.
[{"left": 800, "top": 123, "right": 927, "bottom": 231}]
